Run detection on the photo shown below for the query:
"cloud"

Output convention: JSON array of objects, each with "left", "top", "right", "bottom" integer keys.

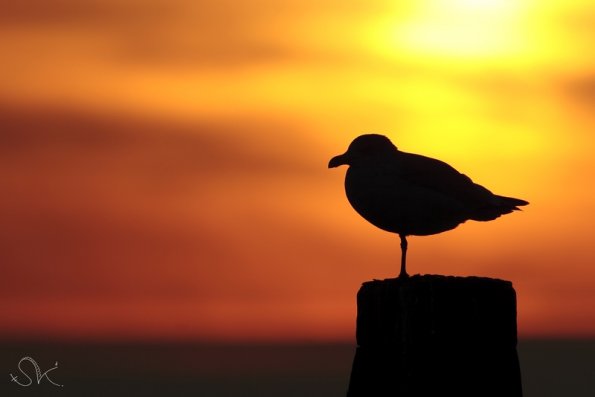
[
  {"left": 0, "top": 0, "right": 395, "bottom": 69},
  {"left": 0, "top": 102, "right": 314, "bottom": 179},
  {"left": 559, "top": 75, "right": 595, "bottom": 109}
]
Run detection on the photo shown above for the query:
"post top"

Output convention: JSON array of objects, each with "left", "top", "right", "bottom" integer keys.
[{"left": 362, "top": 274, "right": 513, "bottom": 289}]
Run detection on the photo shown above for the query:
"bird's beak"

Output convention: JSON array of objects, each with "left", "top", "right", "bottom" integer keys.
[{"left": 328, "top": 153, "right": 349, "bottom": 168}]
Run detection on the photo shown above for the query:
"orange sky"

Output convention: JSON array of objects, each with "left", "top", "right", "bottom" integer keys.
[{"left": 1, "top": 0, "right": 594, "bottom": 341}]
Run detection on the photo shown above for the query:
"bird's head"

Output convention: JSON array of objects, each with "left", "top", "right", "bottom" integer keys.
[{"left": 328, "top": 134, "right": 398, "bottom": 168}]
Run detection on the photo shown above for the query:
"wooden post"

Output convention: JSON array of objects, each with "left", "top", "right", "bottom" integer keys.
[{"left": 347, "top": 275, "right": 522, "bottom": 396}]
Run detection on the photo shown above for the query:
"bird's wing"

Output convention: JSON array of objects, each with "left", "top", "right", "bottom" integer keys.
[{"left": 395, "top": 151, "right": 493, "bottom": 205}]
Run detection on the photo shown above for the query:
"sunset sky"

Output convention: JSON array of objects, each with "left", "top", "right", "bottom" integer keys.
[{"left": 1, "top": 0, "right": 594, "bottom": 342}]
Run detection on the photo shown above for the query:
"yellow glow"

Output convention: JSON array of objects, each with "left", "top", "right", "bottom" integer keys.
[
  {"left": 446, "top": 0, "right": 519, "bottom": 12},
  {"left": 368, "top": 0, "right": 531, "bottom": 64}
]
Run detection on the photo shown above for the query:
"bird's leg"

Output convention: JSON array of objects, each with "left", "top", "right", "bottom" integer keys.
[{"left": 399, "top": 234, "right": 409, "bottom": 278}]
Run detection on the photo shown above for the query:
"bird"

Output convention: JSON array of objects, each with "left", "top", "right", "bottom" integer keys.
[{"left": 328, "top": 134, "right": 528, "bottom": 278}]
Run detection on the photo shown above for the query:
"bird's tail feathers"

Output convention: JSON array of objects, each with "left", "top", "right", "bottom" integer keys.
[
  {"left": 471, "top": 195, "right": 529, "bottom": 221},
  {"left": 496, "top": 195, "right": 529, "bottom": 209}
]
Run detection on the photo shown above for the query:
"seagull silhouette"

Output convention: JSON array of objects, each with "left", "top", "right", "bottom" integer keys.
[{"left": 329, "top": 134, "right": 528, "bottom": 278}]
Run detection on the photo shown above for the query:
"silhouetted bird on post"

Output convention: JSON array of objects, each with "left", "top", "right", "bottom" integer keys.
[{"left": 328, "top": 134, "right": 528, "bottom": 278}]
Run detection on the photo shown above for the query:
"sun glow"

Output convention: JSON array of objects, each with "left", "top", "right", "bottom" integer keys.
[{"left": 373, "top": 0, "right": 530, "bottom": 63}]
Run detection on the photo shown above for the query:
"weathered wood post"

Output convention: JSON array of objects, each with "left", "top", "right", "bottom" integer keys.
[{"left": 347, "top": 275, "right": 522, "bottom": 396}]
